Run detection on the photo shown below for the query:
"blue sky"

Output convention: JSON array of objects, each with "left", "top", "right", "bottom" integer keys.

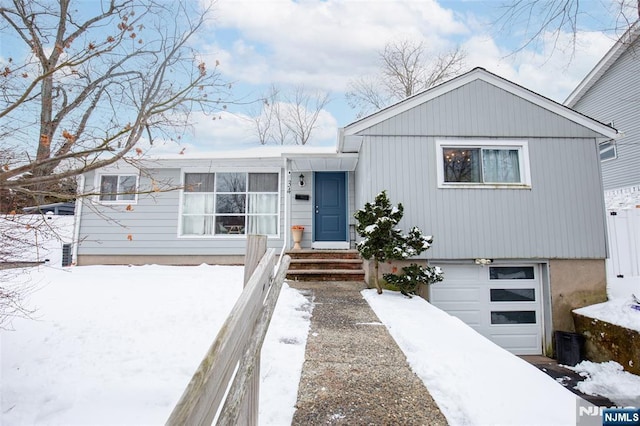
[
  {"left": 1, "top": 0, "right": 628, "bottom": 154},
  {"left": 165, "top": 0, "right": 626, "bottom": 153}
]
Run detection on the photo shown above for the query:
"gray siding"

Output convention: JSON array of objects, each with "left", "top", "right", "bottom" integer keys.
[
  {"left": 572, "top": 40, "right": 640, "bottom": 191},
  {"left": 289, "top": 171, "right": 314, "bottom": 248},
  {"left": 355, "top": 136, "right": 607, "bottom": 259},
  {"left": 362, "top": 80, "right": 602, "bottom": 139},
  {"left": 78, "top": 167, "right": 285, "bottom": 257}
]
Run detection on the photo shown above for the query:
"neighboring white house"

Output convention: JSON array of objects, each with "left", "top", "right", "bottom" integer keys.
[
  {"left": 565, "top": 21, "right": 640, "bottom": 289},
  {"left": 75, "top": 67, "right": 619, "bottom": 356}
]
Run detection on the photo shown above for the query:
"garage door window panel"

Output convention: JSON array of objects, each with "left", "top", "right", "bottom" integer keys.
[
  {"left": 490, "top": 288, "right": 536, "bottom": 302},
  {"left": 489, "top": 266, "right": 535, "bottom": 280},
  {"left": 491, "top": 311, "right": 536, "bottom": 324}
]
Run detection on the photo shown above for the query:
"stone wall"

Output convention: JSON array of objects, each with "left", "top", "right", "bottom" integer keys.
[{"left": 573, "top": 312, "right": 640, "bottom": 375}]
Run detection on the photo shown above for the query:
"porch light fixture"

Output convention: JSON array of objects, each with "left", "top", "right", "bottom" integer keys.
[
  {"left": 474, "top": 258, "right": 493, "bottom": 265},
  {"left": 299, "top": 174, "right": 305, "bottom": 187}
]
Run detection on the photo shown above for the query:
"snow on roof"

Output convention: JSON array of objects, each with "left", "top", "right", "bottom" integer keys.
[{"left": 148, "top": 145, "right": 338, "bottom": 161}]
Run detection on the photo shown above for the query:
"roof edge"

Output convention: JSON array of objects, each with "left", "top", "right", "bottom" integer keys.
[
  {"left": 343, "top": 67, "right": 619, "bottom": 140},
  {"left": 564, "top": 20, "right": 640, "bottom": 107}
]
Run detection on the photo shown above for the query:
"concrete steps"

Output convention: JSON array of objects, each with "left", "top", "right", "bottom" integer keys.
[{"left": 286, "top": 249, "right": 365, "bottom": 282}]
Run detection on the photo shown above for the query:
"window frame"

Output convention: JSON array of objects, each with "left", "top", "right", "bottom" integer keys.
[
  {"left": 96, "top": 173, "right": 139, "bottom": 204},
  {"left": 599, "top": 140, "right": 617, "bottom": 162},
  {"left": 436, "top": 139, "right": 531, "bottom": 189},
  {"left": 178, "top": 170, "right": 281, "bottom": 239}
]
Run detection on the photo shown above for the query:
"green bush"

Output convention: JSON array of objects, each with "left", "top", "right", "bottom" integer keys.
[{"left": 383, "top": 263, "right": 443, "bottom": 298}]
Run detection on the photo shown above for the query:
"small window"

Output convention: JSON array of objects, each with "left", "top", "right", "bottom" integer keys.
[
  {"left": 599, "top": 140, "right": 616, "bottom": 162},
  {"left": 99, "top": 175, "right": 137, "bottom": 202},
  {"left": 437, "top": 140, "right": 530, "bottom": 187}
]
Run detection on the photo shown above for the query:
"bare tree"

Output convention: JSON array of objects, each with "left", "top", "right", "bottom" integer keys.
[
  {"left": 346, "top": 39, "right": 466, "bottom": 118},
  {"left": 284, "top": 86, "right": 330, "bottom": 145},
  {"left": 495, "top": 0, "right": 640, "bottom": 55},
  {"left": 0, "top": 0, "right": 229, "bottom": 325},
  {"left": 0, "top": 0, "right": 229, "bottom": 204},
  {"left": 249, "top": 84, "right": 330, "bottom": 145}
]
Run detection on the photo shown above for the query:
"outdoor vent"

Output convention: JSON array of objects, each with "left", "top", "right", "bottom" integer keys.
[{"left": 61, "top": 243, "right": 73, "bottom": 267}]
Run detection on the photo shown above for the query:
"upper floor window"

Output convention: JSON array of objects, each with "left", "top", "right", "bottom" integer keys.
[
  {"left": 181, "top": 172, "right": 279, "bottom": 237},
  {"left": 99, "top": 174, "right": 138, "bottom": 202},
  {"left": 599, "top": 140, "right": 616, "bottom": 162},
  {"left": 437, "top": 140, "right": 531, "bottom": 188}
]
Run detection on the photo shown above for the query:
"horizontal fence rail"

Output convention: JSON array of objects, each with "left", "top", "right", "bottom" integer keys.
[{"left": 166, "top": 241, "right": 291, "bottom": 426}]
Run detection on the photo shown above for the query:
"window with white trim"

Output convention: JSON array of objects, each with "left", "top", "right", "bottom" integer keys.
[
  {"left": 437, "top": 140, "right": 530, "bottom": 187},
  {"left": 181, "top": 172, "right": 279, "bottom": 236},
  {"left": 599, "top": 140, "right": 616, "bottom": 162},
  {"left": 99, "top": 174, "right": 138, "bottom": 202}
]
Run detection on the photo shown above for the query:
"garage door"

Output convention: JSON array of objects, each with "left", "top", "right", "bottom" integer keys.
[{"left": 430, "top": 264, "right": 543, "bottom": 355}]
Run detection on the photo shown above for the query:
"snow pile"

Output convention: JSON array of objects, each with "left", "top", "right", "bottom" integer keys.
[
  {"left": 1, "top": 264, "right": 311, "bottom": 425},
  {"left": 573, "top": 298, "right": 640, "bottom": 333},
  {"left": 569, "top": 361, "right": 640, "bottom": 407},
  {"left": 363, "top": 290, "right": 577, "bottom": 425}
]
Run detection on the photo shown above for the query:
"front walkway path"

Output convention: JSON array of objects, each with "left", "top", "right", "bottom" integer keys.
[{"left": 288, "top": 280, "right": 447, "bottom": 425}]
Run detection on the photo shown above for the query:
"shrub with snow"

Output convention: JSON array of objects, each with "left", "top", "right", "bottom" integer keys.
[{"left": 354, "top": 190, "right": 442, "bottom": 295}]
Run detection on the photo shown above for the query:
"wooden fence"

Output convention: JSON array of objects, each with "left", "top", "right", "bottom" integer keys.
[
  {"left": 166, "top": 236, "right": 291, "bottom": 426},
  {"left": 607, "top": 208, "right": 640, "bottom": 278}
]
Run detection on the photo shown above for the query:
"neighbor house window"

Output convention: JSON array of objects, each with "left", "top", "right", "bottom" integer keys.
[
  {"left": 99, "top": 175, "right": 138, "bottom": 202},
  {"left": 437, "top": 140, "right": 530, "bottom": 187},
  {"left": 599, "top": 140, "right": 616, "bottom": 161},
  {"left": 181, "top": 172, "right": 279, "bottom": 236}
]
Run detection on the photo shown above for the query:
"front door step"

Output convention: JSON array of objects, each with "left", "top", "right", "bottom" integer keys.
[{"left": 286, "top": 250, "right": 365, "bottom": 282}]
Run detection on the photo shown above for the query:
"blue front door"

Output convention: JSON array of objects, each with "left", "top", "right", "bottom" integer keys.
[{"left": 314, "top": 172, "right": 347, "bottom": 242}]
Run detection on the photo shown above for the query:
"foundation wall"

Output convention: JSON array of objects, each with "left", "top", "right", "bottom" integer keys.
[
  {"left": 77, "top": 255, "right": 244, "bottom": 266},
  {"left": 549, "top": 259, "right": 608, "bottom": 332}
]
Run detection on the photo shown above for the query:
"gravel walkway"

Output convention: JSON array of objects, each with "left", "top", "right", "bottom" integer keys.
[{"left": 288, "top": 280, "right": 447, "bottom": 425}]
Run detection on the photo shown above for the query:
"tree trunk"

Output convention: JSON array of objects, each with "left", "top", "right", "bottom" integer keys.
[{"left": 374, "top": 259, "right": 382, "bottom": 294}]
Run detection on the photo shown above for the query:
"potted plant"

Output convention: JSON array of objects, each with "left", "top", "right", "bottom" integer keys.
[{"left": 291, "top": 225, "right": 304, "bottom": 250}]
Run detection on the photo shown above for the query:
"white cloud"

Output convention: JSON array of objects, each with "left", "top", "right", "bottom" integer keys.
[
  {"left": 209, "top": 0, "right": 468, "bottom": 91},
  {"left": 460, "top": 29, "right": 614, "bottom": 102},
  {"left": 190, "top": 0, "right": 619, "bottom": 150}
]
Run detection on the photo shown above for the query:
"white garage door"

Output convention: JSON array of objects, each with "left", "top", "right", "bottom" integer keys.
[{"left": 430, "top": 264, "right": 543, "bottom": 355}]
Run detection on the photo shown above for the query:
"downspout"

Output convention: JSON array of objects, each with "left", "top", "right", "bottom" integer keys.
[
  {"left": 283, "top": 157, "right": 291, "bottom": 251},
  {"left": 71, "top": 174, "right": 85, "bottom": 265}
]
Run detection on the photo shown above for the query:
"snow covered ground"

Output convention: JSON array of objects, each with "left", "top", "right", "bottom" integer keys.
[
  {"left": 2, "top": 215, "right": 639, "bottom": 425},
  {"left": 1, "top": 263, "right": 311, "bottom": 425}
]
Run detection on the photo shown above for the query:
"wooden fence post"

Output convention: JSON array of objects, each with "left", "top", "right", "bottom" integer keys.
[
  {"left": 242, "top": 234, "right": 266, "bottom": 424},
  {"left": 244, "top": 235, "right": 267, "bottom": 287}
]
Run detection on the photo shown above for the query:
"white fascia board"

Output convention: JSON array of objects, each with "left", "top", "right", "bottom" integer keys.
[{"left": 343, "top": 67, "right": 620, "bottom": 140}]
